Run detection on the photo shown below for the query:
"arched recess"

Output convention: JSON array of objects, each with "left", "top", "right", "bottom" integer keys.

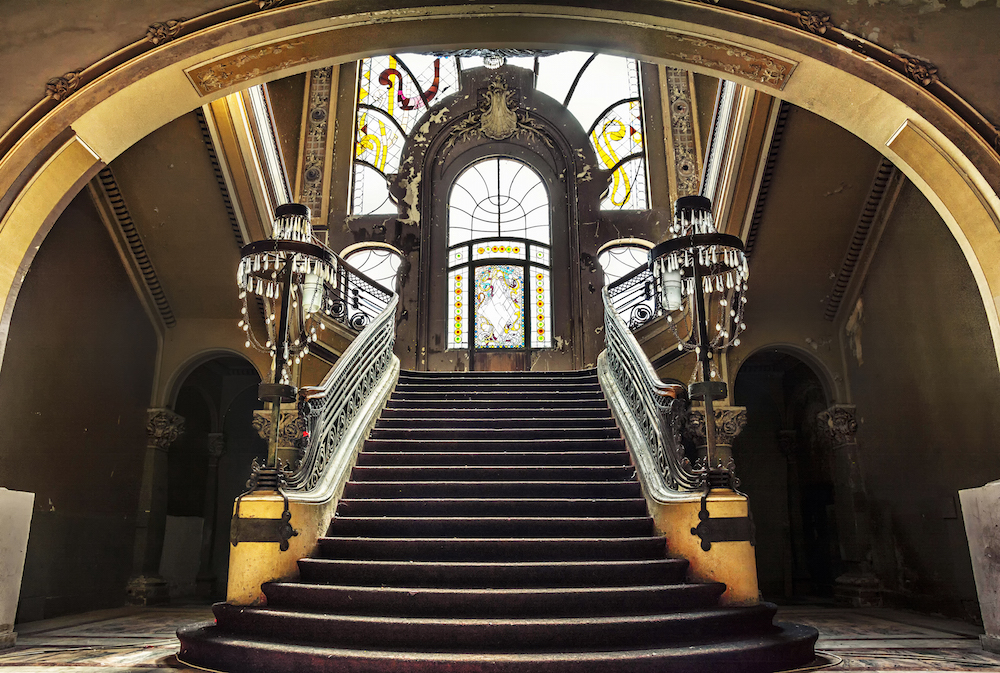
[
  {"left": 163, "top": 347, "right": 265, "bottom": 411},
  {"left": 2, "top": 1, "right": 1000, "bottom": 376},
  {"left": 735, "top": 342, "right": 840, "bottom": 405}
]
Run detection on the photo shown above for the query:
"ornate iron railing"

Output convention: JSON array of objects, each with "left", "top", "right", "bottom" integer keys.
[
  {"left": 331, "top": 256, "right": 395, "bottom": 332},
  {"left": 600, "top": 285, "right": 705, "bottom": 492},
  {"left": 285, "top": 292, "right": 398, "bottom": 492},
  {"left": 606, "top": 263, "right": 659, "bottom": 331}
]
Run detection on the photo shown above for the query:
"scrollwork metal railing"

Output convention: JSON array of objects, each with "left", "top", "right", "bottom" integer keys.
[
  {"left": 601, "top": 285, "right": 705, "bottom": 492},
  {"left": 284, "top": 292, "right": 398, "bottom": 492},
  {"left": 606, "top": 263, "right": 659, "bottom": 331}
]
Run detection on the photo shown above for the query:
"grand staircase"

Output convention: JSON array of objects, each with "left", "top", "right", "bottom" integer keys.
[{"left": 178, "top": 369, "right": 818, "bottom": 672}]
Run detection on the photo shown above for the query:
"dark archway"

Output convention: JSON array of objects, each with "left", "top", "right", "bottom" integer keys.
[{"left": 732, "top": 349, "right": 837, "bottom": 601}]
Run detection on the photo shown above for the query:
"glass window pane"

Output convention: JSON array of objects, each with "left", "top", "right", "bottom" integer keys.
[
  {"left": 448, "top": 266, "right": 469, "bottom": 349},
  {"left": 529, "top": 245, "right": 551, "bottom": 267},
  {"left": 598, "top": 244, "right": 651, "bottom": 285},
  {"left": 474, "top": 265, "right": 525, "bottom": 349},
  {"left": 449, "top": 158, "right": 550, "bottom": 245},
  {"left": 344, "top": 246, "right": 403, "bottom": 291},
  {"left": 448, "top": 246, "right": 469, "bottom": 268},
  {"left": 471, "top": 241, "right": 527, "bottom": 261},
  {"left": 351, "top": 163, "right": 397, "bottom": 215},
  {"left": 531, "top": 266, "right": 552, "bottom": 349}
]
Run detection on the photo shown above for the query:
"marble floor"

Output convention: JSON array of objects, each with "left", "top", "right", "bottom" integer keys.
[{"left": 0, "top": 603, "right": 996, "bottom": 672}]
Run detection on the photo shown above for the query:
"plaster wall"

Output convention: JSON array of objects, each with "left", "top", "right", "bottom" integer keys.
[
  {"left": 845, "top": 180, "right": 1000, "bottom": 620},
  {"left": 0, "top": 192, "right": 158, "bottom": 622}
]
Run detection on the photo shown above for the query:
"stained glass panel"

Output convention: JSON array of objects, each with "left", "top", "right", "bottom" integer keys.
[
  {"left": 448, "top": 246, "right": 469, "bottom": 268},
  {"left": 471, "top": 240, "right": 527, "bottom": 261},
  {"left": 448, "top": 266, "right": 469, "bottom": 349},
  {"left": 531, "top": 266, "right": 551, "bottom": 349},
  {"left": 474, "top": 265, "right": 524, "bottom": 349},
  {"left": 529, "top": 245, "right": 551, "bottom": 266},
  {"left": 449, "top": 158, "right": 549, "bottom": 246}
]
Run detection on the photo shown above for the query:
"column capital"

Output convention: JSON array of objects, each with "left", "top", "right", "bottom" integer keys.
[
  {"left": 684, "top": 406, "right": 748, "bottom": 446},
  {"left": 817, "top": 404, "right": 858, "bottom": 447},
  {"left": 146, "top": 408, "right": 184, "bottom": 451},
  {"left": 207, "top": 432, "right": 226, "bottom": 459}
]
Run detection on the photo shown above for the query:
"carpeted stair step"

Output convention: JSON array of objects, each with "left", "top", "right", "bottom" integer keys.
[
  {"left": 326, "top": 516, "right": 654, "bottom": 538},
  {"left": 379, "top": 407, "right": 615, "bottom": 420},
  {"left": 341, "top": 480, "right": 642, "bottom": 498},
  {"left": 355, "top": 450, "right": 631, "bottom": 467},
  {"left": 334, "top": 497, "right": 648, "bottom": 517},
  {"left": 315, "top": 535, "right": 667, "bottom": 561},
  {"left": 362, "top": 438, "right": 627, "bottom": 452},
  {"left": 296, "top": 558, "right": 689, "bottom": 587},
  {"left": 375, "top": 415, "right": 617, "bottom": 429},
  {"left": 178, "top": 624, "right": 818, "bottom": 673},
  {"left": 259, "top": 582, "right": 726, "bottom": 617},
  {"left": 211, "top": 602, "right": 780, "bottom": 651},
  {"left": 349, "top": 465, "right": 635, "bottom": 482},
  {"left": 387, "top": 398, "right": 610, "bottom": 409},
  {"left": 369, "top": 426, "right": 621, "bottom": 440}
]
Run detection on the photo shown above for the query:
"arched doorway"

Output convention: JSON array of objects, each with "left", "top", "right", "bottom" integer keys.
[
  {"left": 163, "top": 355, "right": 264, "bottom": 599},
  {"left": 732, "top": 349, "right": 837, "bottom": 601}
]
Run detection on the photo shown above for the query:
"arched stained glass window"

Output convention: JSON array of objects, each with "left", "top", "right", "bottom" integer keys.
[{"left": 447, "top": 158, "right": 551, "bottom": 350}]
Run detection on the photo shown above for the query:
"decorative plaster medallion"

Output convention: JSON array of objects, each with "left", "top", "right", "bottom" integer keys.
[
  {"left": 146, "top": 20, "right": 184, "bottom": 46},
  {"left": 45, "top": 70, "right": 82, "bottom": 101},
  {"left": 443, "top": 77, "right": 551, "bottom": 156},
  {"left": 795, "top": 11, "right": 833, "bottom": 36}
]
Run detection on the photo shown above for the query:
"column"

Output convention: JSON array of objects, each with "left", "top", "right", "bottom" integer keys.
[
  {"left": 817, "top": 404, "right": 881, "bottom": 606},
  {"left": 126, "top": 408, "right": 184, "bottom": 605},
  {"left": 196, "top": 433, "right": 225, "bottom": 597},
  {"left": 684, "top": 406, "right": 748, "bottom": 471}
]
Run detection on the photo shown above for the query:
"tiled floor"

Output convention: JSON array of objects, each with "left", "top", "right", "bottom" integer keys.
[{"left": 0, "top": 603, "right": 996, "bottom": 672}]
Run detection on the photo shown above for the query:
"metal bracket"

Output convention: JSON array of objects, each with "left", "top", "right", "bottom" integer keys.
[
  {"left": 231, "top": 491, "right": 299, "bottom": 551},
  {"left": 690, "top": 492, "right": 755, "bottom": 552}
]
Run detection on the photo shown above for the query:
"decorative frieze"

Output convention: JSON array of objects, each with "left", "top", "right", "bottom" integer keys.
[
  {"left": 817, "top": 404, "right": 858, "bottom": 447},
  {"left": 663, "top": 67, "right": 700, "bottom": 198},
  {"left": 299, "top": 67, "right": 333, "bottom": 221}
]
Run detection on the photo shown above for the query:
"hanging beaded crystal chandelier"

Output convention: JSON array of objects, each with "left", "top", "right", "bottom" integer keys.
[
  {"left": 650, "top": 195, "right": 749, "bottom": 359},
  {"left": 237, "top": 203, "right": 337, "bottom": 388}
]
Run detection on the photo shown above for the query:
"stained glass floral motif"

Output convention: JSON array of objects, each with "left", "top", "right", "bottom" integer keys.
[
  {"left": 448, "top": 266, "right": 469, "bottom": 349},
  {"left": 449, "top": 158, "right": 549, "bottom": 246},
  {"left": 531, "top": 266, "right": 551, "bottom": 348},
  {"left": 475, "top": 265, "right": 524, "bottom": 349},
  {"left": 471, "top": 240, "right": 526, "bottom": 261}
]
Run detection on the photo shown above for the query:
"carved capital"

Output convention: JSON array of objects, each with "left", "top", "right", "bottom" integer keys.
[
  {"left": 684, "top": 406, "right": 748, "bottom": 446},
  {"left": 776, "top": 430, "right": 798, "bottom": 457},
  {"left": 253, "top": 407, "right": 307, "bottom": 447},
  {"left": 902, "top": 57, "right": 939, "bottom": 87},
  {"left": 45, "top": 70, "right": 82, "bottom": 101},
  {"left": 795, "top": 10, "right": 833, "bottom": 36},
  {"left": 207, "top": 433, "right": 226, "bottom": 459},
  {"left": 146, "top": 20, "right": 184, "bottom": 45},
  {"left": 146, "top": 408, "right": 185, "bottom": 451},
  {"left": 817, "top": 404, "right": 858, "bottom": 447}
]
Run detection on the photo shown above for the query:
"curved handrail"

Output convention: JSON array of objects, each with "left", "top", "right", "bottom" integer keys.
[
  {"left": 599, "top": 285, "right": 705, "bottom": 494},
  {"left": 286, "top": 293, "right": 398, "bottom": 492}
]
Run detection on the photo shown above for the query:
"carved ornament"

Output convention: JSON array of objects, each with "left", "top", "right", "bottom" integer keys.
[
  {"left": 146, "top": 408, "right": 185, "bottom": 450},
  {"left": 684, "top": 406, "right": 748, "bottom": 446},
  {"left": 207, "top": 433, "right": 226, "bottom": 459},
  {"left": 664, "top": 67, "right": 700, "bottom": 197},
  {"left": 902, "top": 57, "right": 939, "bottom": 87},
  {"left": 185, "top": 40, "right": 308, "bottom": 96},
  {"left": 253, "top": 408, "right": 307, "bottom": 448},
  {"left": 817, "top": 404, "right": 858, "bottom": 447},
  {"left": 669, "top": 35, "right": 794, "bottom": 90},
  {"left": 146, "top": 20, "right": 184, "bottom": 45},
  {"left": 258, "top": 0, "right": 290, "bottom": 8},
  {"left": 443, "top": 77, "right": 552, "bottom": 156},
  {"left": 45, "top": 70, "right": 82, "bottom": 101},
  {"left": 795, "top": 11, "right": 833, "bottom": 36}
]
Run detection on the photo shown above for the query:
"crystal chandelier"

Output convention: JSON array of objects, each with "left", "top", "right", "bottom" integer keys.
[
  {"left": 237, "top": 203, "right": 337, "bottom": 471},
  {"left": 649, "top": 195, "right": 750, "bottom": 485}
]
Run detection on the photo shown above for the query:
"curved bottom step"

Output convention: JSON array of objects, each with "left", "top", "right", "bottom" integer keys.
[{"left": 178, "top": 621, "right": 818, "bottom": 673}]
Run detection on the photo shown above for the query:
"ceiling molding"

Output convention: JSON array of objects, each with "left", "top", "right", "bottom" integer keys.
[
  {"left": 92, "top": 167, "right": 176, "bottom": 328},
  {"left": 743, "top": 100, "right": 790, "bottom": 259},
  {"left": 195, "top": 108, "right": 245, "bottom": 248},
  {"left": 825, "top": 158, "right": 899, "bottom": 322}
]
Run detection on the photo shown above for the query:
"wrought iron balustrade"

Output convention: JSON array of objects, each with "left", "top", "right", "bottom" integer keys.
[
  {"left": 330, "top": 256, "right": 395, "bottom": 332},
  {"left": 284, "top": 292, "right": 398, "bottom": 492},
  {"left": 605, "top": 263, "right": 659, "bottom": 331},
  {"left": 600, "top": 285, "right": 705, "bottom": 492}
]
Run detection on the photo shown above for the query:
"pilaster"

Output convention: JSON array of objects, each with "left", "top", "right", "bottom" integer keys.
[
  {"left": 126, "top": 408, "right": 184, "bottom": 606},
  {"left": 817, "top": 404, "right": 881, "bottom": 607}
]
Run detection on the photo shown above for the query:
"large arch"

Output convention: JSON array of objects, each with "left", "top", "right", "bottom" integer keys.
[{"left": 2, "top": 0, "right": 999, "bottom": 376}]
